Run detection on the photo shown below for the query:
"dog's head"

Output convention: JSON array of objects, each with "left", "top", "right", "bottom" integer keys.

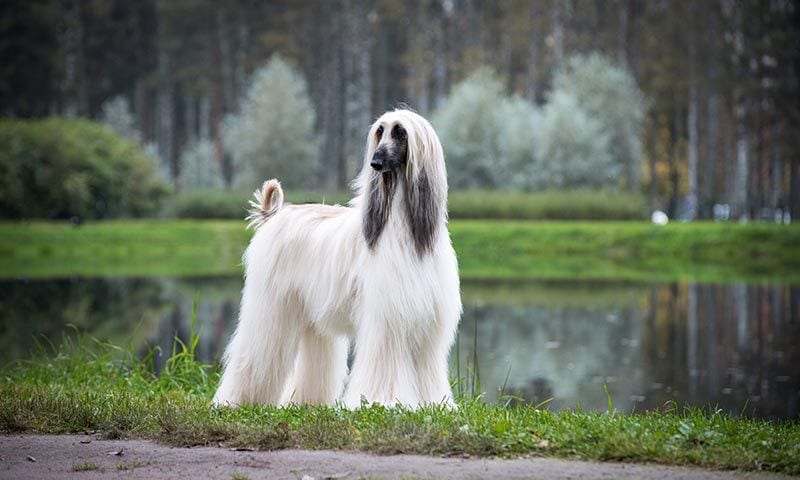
[{"left": 358, "top": 109, "right": 447, "bottom": 255}]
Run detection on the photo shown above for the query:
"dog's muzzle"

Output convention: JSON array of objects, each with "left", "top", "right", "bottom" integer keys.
[{"left": 371, "top": 149, "right": 387, "bottom": 172}]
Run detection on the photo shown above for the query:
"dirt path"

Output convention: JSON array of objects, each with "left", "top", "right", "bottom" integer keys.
[{"left": 0, "top": 434, "right": 787, "bottom": 480}]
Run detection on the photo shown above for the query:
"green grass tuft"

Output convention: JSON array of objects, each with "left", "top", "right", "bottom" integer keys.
[{"left": 71, "top": 461, "right": 100, "bottom": 472}]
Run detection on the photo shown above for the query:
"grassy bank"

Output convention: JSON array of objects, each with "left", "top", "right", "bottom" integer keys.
[
  {"left": 1, "top": 220, "right": 799, "bottom": 282},
  {"left": 1, "top": 336, "right": 798, "bottom": 475}
]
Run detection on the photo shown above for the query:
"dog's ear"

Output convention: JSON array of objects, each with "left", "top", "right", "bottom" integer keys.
[
  {"left": 363, "top": 172, "right": 396, "bottom": 250},
  {"left": 405, "top": 168, "right": 439, "bottom": 255}
]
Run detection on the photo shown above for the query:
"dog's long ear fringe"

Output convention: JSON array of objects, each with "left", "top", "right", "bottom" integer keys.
[
  {"left": 405, "top": 168, "right": 439, "bottom": 255},
  {"left": 246, "top": 179, "right": 284, "bottom": 229}
]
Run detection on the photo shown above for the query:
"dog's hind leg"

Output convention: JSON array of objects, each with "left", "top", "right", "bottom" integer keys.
[{"left": 280, "top": 327, "right": 348, "bottom": 405}]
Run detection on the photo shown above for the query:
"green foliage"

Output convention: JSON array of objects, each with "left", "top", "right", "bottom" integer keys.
[
  {"left": 534, "top": 90, "right": 615, "bottom": 188},
  {"left": 223, "top": 55, "right": 319, "bottom": 191},
  {"left": 432, "top": 68, "right": 537, "bottom": 189},
  {"left": 171, "top": 189, "right": 353, "bottom": 219},
  {"left": 179, "top": 140, "right": 223, "bottom": 190},
  {"left": 0, "top": 118, "right": 168, "bottom": 220},
  {"left": 99, "top": 96, "right": 141, "bottom": 144},
  {"left": 173, "top": 189, "right": 246, "bottom": 219},
  {"left": 447, "top": 189, "right": 646, "bottom": 220},
  {"left": 1, "top": 334, "right": 799, "bottom": 474},
  {"left": 551, "top": 53, "right": 647, "bottom": 190},
  {"left": 434, "top": 56, "right": 646, "bottom": 192},
  {"left": 170, "top": 188, "right": 646, "bottom": 221}
]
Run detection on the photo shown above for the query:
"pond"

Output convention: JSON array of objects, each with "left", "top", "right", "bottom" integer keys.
[{"left": 1, "top": 276, "right": 797, "bottom": 419}]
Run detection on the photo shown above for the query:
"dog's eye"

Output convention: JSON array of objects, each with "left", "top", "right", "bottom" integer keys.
[
  {"left": 376, "top": 126, "right": 384, "bottom": 138},
  {"left": 392, "top": 124, "right": 406, "bottom": 140}
]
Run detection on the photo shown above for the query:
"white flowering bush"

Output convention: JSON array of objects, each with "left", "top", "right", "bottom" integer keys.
[
  {"left": 178, "top": 138, "right": 222, "bottom": 189},
  {"left": 551, "top": 53, "right": 646, "bottom": 190},
  {"left": 223, "top": 55, "right": 319, "bottom": 190}
]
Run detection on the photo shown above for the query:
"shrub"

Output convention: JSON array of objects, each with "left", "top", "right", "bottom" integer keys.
[
  {"left": 172, "top": 189, "right": 249, "bottom": 219},
  {"left": 99, "top": 96, "right": 141, "bottom": 144},
  {"left": 551, "top": 53, "right": 646, "bottom": 190},
  {"left": 0, "top": 118, "right": 168, "bottom": 220},
  {"left": 170, "top": 187, "right": 645, "bottom": 220},
  {"left": 178, "top": 139, "right": 223, "bottom": 190},
  {"left": 172, "top": 189, "right": 353, "bottom": 219},
  {"left": 533, "top": 90, "right": 615, "bottom": 189},
  {"left": 432, "top": 68, "right": 538, "bottom": 189},
  {"left": 223, "top": 55, "right": 319, "bottom": 191},
  {"left": 447, "top": 189, "right": 647, "bottom": 220}
]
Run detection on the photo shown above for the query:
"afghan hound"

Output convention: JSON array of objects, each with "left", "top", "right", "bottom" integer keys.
[{"left": 212, "top": 109, "right": 462, "bottom": 409}]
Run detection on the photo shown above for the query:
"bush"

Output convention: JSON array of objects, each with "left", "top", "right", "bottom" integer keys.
[
  {"left": 432, "top": 68, "right": 538, "bottom": 189},
  {"left": 178, "top": 139, "right": 223, "bottom": 190},
  {"left": 170, "top": 187, "right": 645, "bottom": 221},
  {"left": 0, "top": 118, "right": 168, "bottom": 220},
  {"left": 223, "top": 55, "right": 319, "bottom": 191},
  {"left": 172, "top": 189, "right": 353, "bottom": 219},
  {"left": 550, "top": 53, "right": 646, "bottom": 190},
  {"left": 533, "top": 90, "right": 615, "bottom": 189},
  {"left": 172, "top": 189, "right": 249, "bottom": 219}
]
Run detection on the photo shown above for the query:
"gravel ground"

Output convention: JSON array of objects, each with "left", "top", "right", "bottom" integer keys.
[{"left": 0, "top": 434, "right": 788, "bottom": 480}]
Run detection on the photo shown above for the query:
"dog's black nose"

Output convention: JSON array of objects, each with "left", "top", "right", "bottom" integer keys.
[{"left": 371, "top": 150, "right": 385, "bottom": 171}]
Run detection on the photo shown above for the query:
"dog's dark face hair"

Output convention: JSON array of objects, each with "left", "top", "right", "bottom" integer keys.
[
  {"left": 370, "top": 123, "right": 408, "bottom": 173},
  {"left": 364, "top": 120, "right": 439, "bottom": 256}
]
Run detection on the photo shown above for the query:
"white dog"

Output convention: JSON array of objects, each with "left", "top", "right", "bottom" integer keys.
[{"left": 213, "top": 109, "right": 462, "bottom": 409}]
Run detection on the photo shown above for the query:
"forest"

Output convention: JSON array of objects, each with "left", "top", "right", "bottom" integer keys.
[{"left": 2, "top": 0, "right": 798, "bottom": 220}]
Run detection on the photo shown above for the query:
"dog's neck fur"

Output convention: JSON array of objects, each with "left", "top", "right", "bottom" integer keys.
[{"left": 362, "top": 168, "right": 440, "bottom": 256}]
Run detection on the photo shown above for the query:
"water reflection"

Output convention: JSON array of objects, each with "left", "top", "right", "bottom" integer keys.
[{"left": 0, "top": 277, "right": 797, "bottom": 419}]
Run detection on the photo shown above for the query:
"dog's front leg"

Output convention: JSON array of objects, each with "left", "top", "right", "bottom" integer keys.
[{"left": 343, "top": 321, "right": 421, "bottom": 409}]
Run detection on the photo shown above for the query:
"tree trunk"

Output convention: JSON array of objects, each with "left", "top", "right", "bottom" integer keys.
[
  {"left": 733, "top": 109, "right": 749, "bottom": 219},
  {"left": 317, "top": 1, "right": 345, "bottom": 190},
  {"left": 61, "top": 0, "right": 86, "bottom": 117},
  {"left": 686, "top": 1, "right": 699, "bottom": 220},
  {"left": 432, "top": 11, "right": 448, "bottom": 110},
  {"left": 551, "top": 2, "right": 565, "bottom": 67},
  {"left": 155, "top": 69, "right": 175, "bottom": 184},
  {"left": 687, "top": 79, "right": 699, "bottom": 220},
  {"left": 791, "top": 160, "right": 800, "bottom": 221},
  {"left": 703, "top": 90, "right": 719, "bottom": 219},
  {"left": 342, "top": 0, "right": 373, "bottom": 183},
  {"left": 526, "top": 2, "right": 539, "bottom": 103},
  {"left": 617, "top": 0, "right": 629, "bottom": 66}
]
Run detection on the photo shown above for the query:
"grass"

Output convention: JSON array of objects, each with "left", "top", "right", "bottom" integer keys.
[
  {"left": 1, "top": 333, "right": 798, "bottom": 475},
  {"left": 1, "top": 220, "right": 799, "bottom": 282},
  {"left": 117, "top": 460, "right": 148, "bottom": 471},
  {"left": 71, "top": 461, "right": 100, "bottom": 472}
]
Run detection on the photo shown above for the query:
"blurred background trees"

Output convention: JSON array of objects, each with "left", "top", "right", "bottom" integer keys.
[
  {"left": 1, "top": 0, "right": 797, "bottom": 220},
  {"left": 222, "top": 55, "right": 318, "bottom": 191}
]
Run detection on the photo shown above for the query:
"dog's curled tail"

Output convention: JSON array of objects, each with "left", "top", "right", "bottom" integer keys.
[{"left": 246, "top": 179, "right": 284, "bottom": 229}]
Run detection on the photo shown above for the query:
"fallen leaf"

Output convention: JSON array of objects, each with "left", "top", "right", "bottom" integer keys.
[{"left": 106, "top": 448, "right": 123, "bottom": 456}]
